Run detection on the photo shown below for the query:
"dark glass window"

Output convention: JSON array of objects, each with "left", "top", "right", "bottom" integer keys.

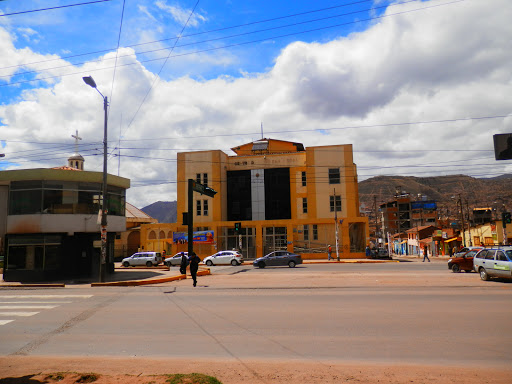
[
  {"left": 227, "top": 170, "right": 252, "bottom": 221},
  {"left": 301, "top": 171, "right": 307, "bottom": 187},
  {"left": 196, "top": 200, "right": 202, "bottom": 216},
  {"left": 302, "top": 197, "right": 308, "bottom": 214},
  {"left": 203, "top": 173, "right": 208, "bottom": 187},
  {"left": 9, "top": 190, "right": 42, "bottom": 214},
  {"left": 303, "top": 225, "right": 309, "bottom": 241},
  {"left": 330, "top": 195, "right": 341, "bottom": 212},
  {"left": 313, "top": 224, "right": 318, "bottom": 240},
  {"left": 328, "top": 168, "right": 340, "bottom": 184},
  {"left": 203, "top": 200, "right": 208, "bottom": 216}
]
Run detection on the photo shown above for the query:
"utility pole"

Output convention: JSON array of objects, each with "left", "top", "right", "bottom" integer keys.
[
  {"left": 457, "top": 194, "right": 466, "bottom": 247},
  {"left": 334, "top": 188, "right": 340, "bottom": 261},
  {"left": 465, "top": 200, "right": 472, "bottom": 246}
]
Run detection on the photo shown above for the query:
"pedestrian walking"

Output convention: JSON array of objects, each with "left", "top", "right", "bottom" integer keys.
[
  {"left": 328, "top": 245, "right": 332, "bottom": 260},
  {"left": 422, "top": 244, "right": 430, "bottom": 262},
  {"left": 179, "top": 252, "right": 188, "bottom": 275},
  {"left": 189, "top": 252, "right": 201, "bottom": 287}
]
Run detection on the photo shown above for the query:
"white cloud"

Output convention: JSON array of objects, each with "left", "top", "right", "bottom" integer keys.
[
  {"left": 1, "top": 0, "right": 512, "bottom": 208},
  {"left": 155, "top": 1, "right": 207, "bottom": 27}
]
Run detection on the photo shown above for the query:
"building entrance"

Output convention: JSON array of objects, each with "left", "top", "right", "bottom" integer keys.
[{"left": 263, "top": 226, "right": 287, "bottom": 255}]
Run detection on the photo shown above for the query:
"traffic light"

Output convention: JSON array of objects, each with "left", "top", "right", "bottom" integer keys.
[
  {"left": 234, "top": 222, "right": 241, "bottom": 233},
  {"left": 502, "top": 212, "right": 511, "bottom": 226}
]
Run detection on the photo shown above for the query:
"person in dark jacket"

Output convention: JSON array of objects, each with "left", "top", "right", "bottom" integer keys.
[
  {"left": 189, "top": 252, "right": 200, "bottom": 287},
  {"left": 179, "top": 252, "right": 188, "bottom": 275}
]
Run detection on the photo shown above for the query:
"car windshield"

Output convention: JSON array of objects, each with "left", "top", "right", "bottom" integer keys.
[{"left": 465, "top": 250, "right": 478, "bottom": 257}]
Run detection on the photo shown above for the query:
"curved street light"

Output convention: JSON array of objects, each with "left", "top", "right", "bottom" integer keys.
[{"left": 83, "top": 76, "right": 108, "bottom": 283}]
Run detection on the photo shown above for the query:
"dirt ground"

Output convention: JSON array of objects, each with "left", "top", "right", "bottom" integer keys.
[{"left": 0, "top": 356, "right": 510, "bottom": 384}]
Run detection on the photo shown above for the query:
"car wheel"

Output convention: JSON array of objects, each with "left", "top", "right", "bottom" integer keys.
[
  {"left": 288, "top": 260, "right": 296, "bottom": 268},
  {"left": 206, "top": 260, "right": 213, "bottom": 266},
  {"left": 146, "top": 261, "right": 153, "bottom": 267},
  {"left": 231, "top": 259, "right": 238, "bottom": 266},
  {"left": 451, "top": 264, "right": 460, "bottom": 273},
  {"left": 479, "top": 267, "right": 489, "bottom": 281},
  {"left": 258, "top": 261, "right": 265, "bottom": 269},
  {"left": 122, "top": 261, "right": 130, "bottom": 267}
]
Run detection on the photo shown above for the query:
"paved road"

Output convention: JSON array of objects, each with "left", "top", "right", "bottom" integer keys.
[{"left": 1, "top": 262, "right": 511, "bottom": 370}]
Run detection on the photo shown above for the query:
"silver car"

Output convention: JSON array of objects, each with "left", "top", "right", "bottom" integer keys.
[
  {"left": 164, "top": 252, "right": 188, "bottom": 267},
  {"left": 473, "top": 247, "right": 512, "bottom": 281},
  {"left": 121, "top": 252, "right": 162, "bottom": 267}
]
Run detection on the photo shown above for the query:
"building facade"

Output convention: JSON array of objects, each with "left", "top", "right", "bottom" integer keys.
[
  {"left": 0, "top": 168, "right": 129, "bottom": 282},
  {"left": 141, "top": 138, "right": 368, "bottom": 259}
]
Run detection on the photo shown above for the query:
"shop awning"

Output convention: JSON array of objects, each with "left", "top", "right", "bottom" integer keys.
[
  {"left": 444, "top": 238, "right": 457, "bottom": 243},
  {"left": 400, "top": 240, "right": 407, "bottom": 244}
]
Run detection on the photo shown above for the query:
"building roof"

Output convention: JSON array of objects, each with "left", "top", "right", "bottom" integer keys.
[
  {"left": 406, "top": 225, "right": 438, "bottom": 233},
  {"left": 125, "top": 202, "right": 157, "bottom": 223},
  {"left": 231, "top": 138, "right": 305, "bottom": 156}
]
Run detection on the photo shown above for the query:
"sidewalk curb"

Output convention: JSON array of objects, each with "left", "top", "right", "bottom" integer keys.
[
  {"left": 0, "top": 283, "right": 66, "bottom": 288},
  {"left": 91, "top": 268, "right": 211, "bottom": 287}
]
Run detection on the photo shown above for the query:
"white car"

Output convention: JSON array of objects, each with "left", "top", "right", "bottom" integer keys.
[
  {"left": 203, "top": 251, "right": 243, "bottom": 266},
  {"left": 164, "top": 252, "right": 188, "bottom": 267},
  {"left": 121, "top": 252, "right": 162, "bottom": 267}
]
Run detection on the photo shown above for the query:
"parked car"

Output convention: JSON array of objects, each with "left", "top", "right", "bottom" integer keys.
[
  {"left": 369, "top": 248, "right": 390, "bottom": 259},
  {"left": 203, "top": 250, "right": 243, "bottom": 266},
  {"left": 447, "top": 247, "right": 483, "bottom": 273},
  {"left": 253, "top": 251, "right": 302, "bottom": 268},
  {"left": 121, "top": 252, "right": 162, "bottom": 267},
  {"left": 164, "top": 252, "right": 188, "bottom": 267},
  {"left": 473, "top": 247, "right": 512, "bottom": 281},
  {"left": 453, "top": 246, "right": 482, "bottom": 258}
]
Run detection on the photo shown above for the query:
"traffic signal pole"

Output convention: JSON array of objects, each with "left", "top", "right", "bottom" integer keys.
[
  {"left": 187, "top": 179, "right": 194, "bottom": 256},
  {"left": 186, "top": 179, "right": 217, "bottom": 256}
]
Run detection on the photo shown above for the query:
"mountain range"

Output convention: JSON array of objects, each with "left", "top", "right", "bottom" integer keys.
[{"left": 141, "top": 174, "right": 512, "bottom": 223}]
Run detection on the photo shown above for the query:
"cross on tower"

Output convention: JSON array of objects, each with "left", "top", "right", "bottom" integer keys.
[{"left": 71, "top": 129, "right": 82, "bottom": 153}]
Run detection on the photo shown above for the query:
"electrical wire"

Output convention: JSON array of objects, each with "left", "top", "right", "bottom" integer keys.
[
  {"left": 0, "top": 0, "right": 114, "bottom": 17},
  {"left": 0, "top": 0, "right": 416, "bottom": 79},
  {"left": 0, "top": 0, "right": 464, "bottom": 88},
  {"left": 0, "top": 0, "right": 376, "bottom": 71}
]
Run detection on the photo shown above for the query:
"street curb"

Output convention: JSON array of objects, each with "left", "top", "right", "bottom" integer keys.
[
  {"left": 0, "top": 283, "right": 66, "bottom": 288},
  {"left": 91, "top": 268, "right": 211, "bottom": 287},
  {"left": 303, "top": 260, "right": 399, "bottom": 264}
]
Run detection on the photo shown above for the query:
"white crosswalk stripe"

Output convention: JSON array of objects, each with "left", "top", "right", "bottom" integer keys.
[{"left": 0, "top": 294, "right": 93, "bottom": 326}]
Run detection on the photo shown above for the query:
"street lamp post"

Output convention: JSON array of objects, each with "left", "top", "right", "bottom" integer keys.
[{"left": 83, "top": 76, "right": 108, "bottom": 283}]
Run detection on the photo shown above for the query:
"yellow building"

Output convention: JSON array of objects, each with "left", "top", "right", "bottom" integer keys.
[{"left": 141, "top": 138, "right": 368, "bottom": 259}]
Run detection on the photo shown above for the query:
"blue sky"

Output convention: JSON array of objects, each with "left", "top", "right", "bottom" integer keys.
[{"left": 1, "top": 0, "right": 512, "bottom": 207}]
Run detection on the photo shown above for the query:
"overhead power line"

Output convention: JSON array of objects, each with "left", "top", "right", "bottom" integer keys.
[
  {"left": 0, "top": 0, "right": 114, "bottom": 17},
  {"left": 0, "top": 0, "right": 464, "bottom": 88},
  {"left": 0, "top": 0, "right": 375, "bottom": 71}
]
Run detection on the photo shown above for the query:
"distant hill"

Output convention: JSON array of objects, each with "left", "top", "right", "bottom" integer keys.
[
  {"left": 141, "top": 201, "right": 177, "bottom": 223},
  {"left": 141, "top": 175, "right": 512, "bottom": 223},
  {"left": 358, "top": 174, "right": 512, "bottom": 211}
]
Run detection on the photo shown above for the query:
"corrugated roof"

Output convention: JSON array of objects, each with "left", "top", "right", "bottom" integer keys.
[{"left": 125, "top": 202, "right": 155, "bottom": 222}]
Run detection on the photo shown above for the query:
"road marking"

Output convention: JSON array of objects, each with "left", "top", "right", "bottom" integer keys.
[
  {"left": 0, "top": 295, "right": 93, "bottom": 326},
  {"left": 0, "top": 305, "right": 58, "bottom": 309},
  {"left": 0, "top": 312, "right": 38, "bottom": 317}
]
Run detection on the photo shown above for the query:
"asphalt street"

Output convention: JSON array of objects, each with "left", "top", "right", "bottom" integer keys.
[{"left": 1, "top": 262, "right": 511, "bottom": 370}]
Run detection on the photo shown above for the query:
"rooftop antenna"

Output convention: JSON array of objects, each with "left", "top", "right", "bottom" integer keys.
[{"left": 261, "top": 122, "right": 264, "bottom": 139}]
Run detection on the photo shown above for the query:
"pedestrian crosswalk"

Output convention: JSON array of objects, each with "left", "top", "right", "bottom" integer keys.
[{"left": 0, "top": 294, "right": 92, "bottom": 326}]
